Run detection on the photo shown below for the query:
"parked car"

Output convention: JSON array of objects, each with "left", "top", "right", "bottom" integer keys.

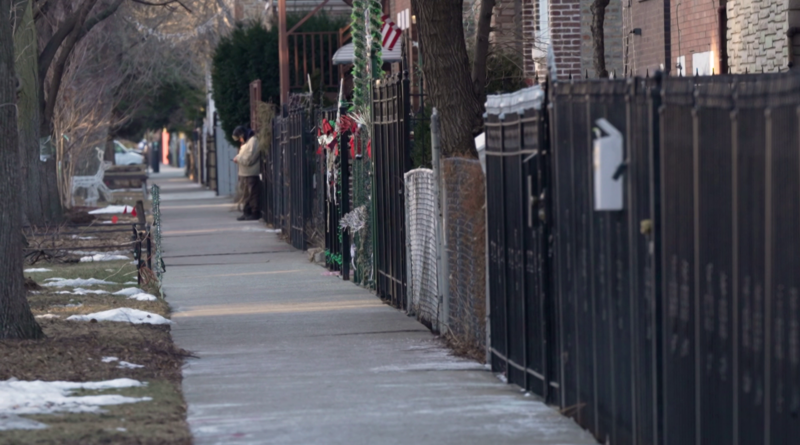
[{"left": 114, "top": 141, "right": 144, "bottom": 165}]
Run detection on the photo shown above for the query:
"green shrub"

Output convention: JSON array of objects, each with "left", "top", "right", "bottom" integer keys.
[
  {"left": 411, "top": 105, "right": 432, "bottom": 169},
  {"left": 212, "top": 22, "right": 280, "bottom": 144},
  {"left": 212, "top": 13, "right": 346, "bottom": 143}
]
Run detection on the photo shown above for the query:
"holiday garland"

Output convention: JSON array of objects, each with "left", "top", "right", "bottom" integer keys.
[
  {"left": 368, "top": 0, "right": 383, "bottom": 80},
  {"left": 350, "top": 0, "right": 384, "bottom": 117},
  {"left": 350, "top": 0, "right": 368, "bottom": 113}
]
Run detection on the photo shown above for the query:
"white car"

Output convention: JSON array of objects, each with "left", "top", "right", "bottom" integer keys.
[{"left": 114, "top": 141, "right": 144, "bottom": 165}]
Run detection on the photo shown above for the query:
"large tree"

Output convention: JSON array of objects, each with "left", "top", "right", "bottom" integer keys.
[
  {"left": 13, "top": 0, "right": 49, "bottom": 225},
  {"left": 1, "top": 0, "right": 44, "bottom": 339},
  {"left": 590, "top": 0, "right": 610, "bottom": 78},
  {"left": 410, "top": 0, "right": 495, "bottom": 158}
]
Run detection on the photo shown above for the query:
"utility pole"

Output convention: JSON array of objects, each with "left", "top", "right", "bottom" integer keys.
[{"left": 278, "top": 0, "right": 289, "bottom": 105}]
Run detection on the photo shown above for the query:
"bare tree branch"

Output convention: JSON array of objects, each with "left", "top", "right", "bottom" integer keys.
[
  {"left": 78, "top": 0, "right": 125, "bottom": 39},
  {"left": 130, "top": 0, "right": 193, "bottom": 13},
  {"left": 38, "top": 1, "right": 89, "bottom": 81}
]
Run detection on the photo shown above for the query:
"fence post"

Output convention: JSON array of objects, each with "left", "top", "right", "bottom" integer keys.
[
  {"left": 648, "top": 71, "right": 665, "bottom": 445},
  {"left": 341, "top": 105, "right": 351, "bottom": 281},
  {"left": 431, "top": 108, "right": 449, "bottom": 332}
]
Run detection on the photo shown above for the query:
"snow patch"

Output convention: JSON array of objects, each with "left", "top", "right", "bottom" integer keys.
[
  {"left": 118, "top": 361, "right": 144, "bottom": 369},
  {"left": 43, "top": 278, "right": 113, "bottom": 287},
  {"left": 35, "top": 314, "right": 59, "bottom": 319},
  {"left": 72, "top": 250, "right": 128, "bottom": 256},
  {"left": 80, "top": 254, "right": 130, "bottom": 263},
  {"left": 71, "top": 235, "right": 96, "bottom": 240},
  {"left": 57, "top": 288, "right": 109, "bottom": 295},
  {"left": 67, "top": 308, "right": 170, "bottom": 325},
  {"left": 124, "top": 281, "right": 138, "bottom": 285},
  {"left": 128, "top": 293, "right": 157, "bottom": 302},
  {"left": 0, "top": 414, "right": 48, "bottom": 430},
  {"left": 113, "top": 287, "right": 143, "bottom": 296},
  {"left": 0, "top": 378, "right": 150, "bottom": 429},
  {"left": 24, "top": 268, "right": 52, "bottom": 273},
  {"left": 88, "top": 205, "right": 130, "bottom": 215},
  {"left": 101, "top": 357, "right": 118, "bottom": 363}
]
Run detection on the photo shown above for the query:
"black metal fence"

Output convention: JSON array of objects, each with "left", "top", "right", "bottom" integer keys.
[
  {"left": 372, "top": 72, "right": 412, "bottom": 308},
  {"left": 263, "top": 107, "right": 316, "bottom": 250},
  {"left": 486, "top": 72, "right": 800, "bottom": 445},
  {"left": 316, "top": 107, "right": 351, "bottom": 277}
]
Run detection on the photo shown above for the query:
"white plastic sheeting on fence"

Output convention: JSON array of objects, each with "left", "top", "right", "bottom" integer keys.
[
  {"left": 214, "top": 123, "right": 238, "bottom": 197},
  {"left": 404, "top": 168, "right": 439, "bottom": 330}
]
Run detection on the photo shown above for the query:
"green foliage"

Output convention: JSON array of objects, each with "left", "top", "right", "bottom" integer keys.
[
  {"left": 212, "top": 22, "right": 280, "bottom": 143},
  {"left": 116, "top": 82, "right": 205, "bottom": 140},
  {"left": 286, "top": 11, "right": 348, "bottom": 32},
  {"left": 411, "top": 106, "right": 433, "bottom": 169},
  {"left": 350, "top": 0, "right": 368, "bottom": 112},
  {"left": 484, "top": 51, "right": 528, "bottom": 95},
  {"left": 212, "top": 14, "right": 345, "bottom": 143}
]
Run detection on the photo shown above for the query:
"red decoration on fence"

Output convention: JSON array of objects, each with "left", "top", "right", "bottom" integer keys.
[
  {"left": 131, "top": 207, "right": 137, "bottom": 217},
  {"left": 322, "top": 119, "right": 333, "bottom": 135}
]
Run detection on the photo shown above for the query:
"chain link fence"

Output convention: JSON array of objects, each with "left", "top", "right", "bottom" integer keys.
[
  {"left": 404, "top": 168, "right": 439, "bottom": 331},
  {"left": 151, "top": 184, "right": 165, "bottom": 282},
  {"left": 442, "top": 158, "right": 486, "bottom": 357},
  {"left": 348, "top": 138, "right": 374, "bottom": 288}
]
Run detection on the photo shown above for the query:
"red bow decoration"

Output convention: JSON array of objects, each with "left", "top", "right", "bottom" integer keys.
[
  {"left": 367, "top": 140, "right": 372, "bottom": 159},
  {"left": 131, "top": 207, "right": 137, "bottom": 217},
  {"left": 349, "top": 135, "right": 356, "bottom": 159},
  {"left": 322, "top": 119, "right": 333, "bottom": 135}
]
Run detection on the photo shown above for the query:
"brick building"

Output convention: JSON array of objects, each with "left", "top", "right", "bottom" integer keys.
[
  {"left": 524, "top": 0, "right": 623, "bottom": 80},
  {"left": 624, "top": 0, "right": 800, "bottom": 76}
]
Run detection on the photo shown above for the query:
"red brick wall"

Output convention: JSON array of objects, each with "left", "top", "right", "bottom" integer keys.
[
  {"left": 389, "top": 0, "right": 412, "bottom": 17},
  {"left": 670, "top": 0, "right": 720, "bottom": 75},
  {"left": 550, "top": 0, "right": 583, "bottom": 79},
  {"left": 625, "top": 0, "right": 668, "bottom": 76},
  {"left": 522, "top": 0, "right": 536, "bottom": 79}
]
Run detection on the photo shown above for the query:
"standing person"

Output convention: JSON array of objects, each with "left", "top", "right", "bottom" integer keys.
[{"left": 232, "top": 126, "right": 261, "bottom": 221}]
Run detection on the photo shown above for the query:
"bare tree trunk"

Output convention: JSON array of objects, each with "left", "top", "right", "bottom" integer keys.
[
  {"left": 411, "top": 0, "right": 483, "bottom": 158},
  {"left": 14, "top": 0, "right": 46, "bottom": 226},
  {"left": 104, "top": 133, "right": 116, "bottom": 164},
  {"left": 40, "top": 0, "right": 99, "bottom": 136},
  {"left": 0, "top": 0, "right": 44, "bottom": 340},
  {"left": 590, "top": 0, "right": 610, "bottom": 78},
  {"left": 472, "top": 0, "right": 496, "bottom": 106}
]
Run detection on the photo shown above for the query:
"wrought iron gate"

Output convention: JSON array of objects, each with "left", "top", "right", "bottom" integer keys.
[
  {"left": 318, "top": 107, "right": 351, "bottom": 277},
  {"left": 373, "top": 72, "right": 412, "bottom": 308},
  {"left": 485, "top": 87, "right": 559, "bottom": 401},
  {"left": 487, "top": 73, "right": 800, "bottom": 445}
]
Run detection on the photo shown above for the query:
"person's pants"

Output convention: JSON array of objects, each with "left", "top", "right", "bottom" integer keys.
[{"left": 240, "top": 176, "right": 261, "bottom": 217}]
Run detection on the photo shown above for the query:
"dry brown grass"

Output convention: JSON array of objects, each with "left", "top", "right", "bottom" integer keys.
[{"left": 1, "top": 211, "right": 190, "bottom": 443}]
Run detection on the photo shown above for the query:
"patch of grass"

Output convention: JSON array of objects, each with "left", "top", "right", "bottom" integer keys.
[
  {"left": 2, "top": 229, "right": 189, "bottom": 443},
  {"left": 0, "top": 381, "right": 190, "bottom": 445}
]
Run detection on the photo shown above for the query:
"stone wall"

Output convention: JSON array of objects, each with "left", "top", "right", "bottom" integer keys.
[{"left": 727, "top": 0, "right": 794, "bottom": 73}]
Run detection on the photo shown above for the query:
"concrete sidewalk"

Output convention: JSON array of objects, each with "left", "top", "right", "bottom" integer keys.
[{"left": 155, "top": 170, "right": 596, "bottom": 445}]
